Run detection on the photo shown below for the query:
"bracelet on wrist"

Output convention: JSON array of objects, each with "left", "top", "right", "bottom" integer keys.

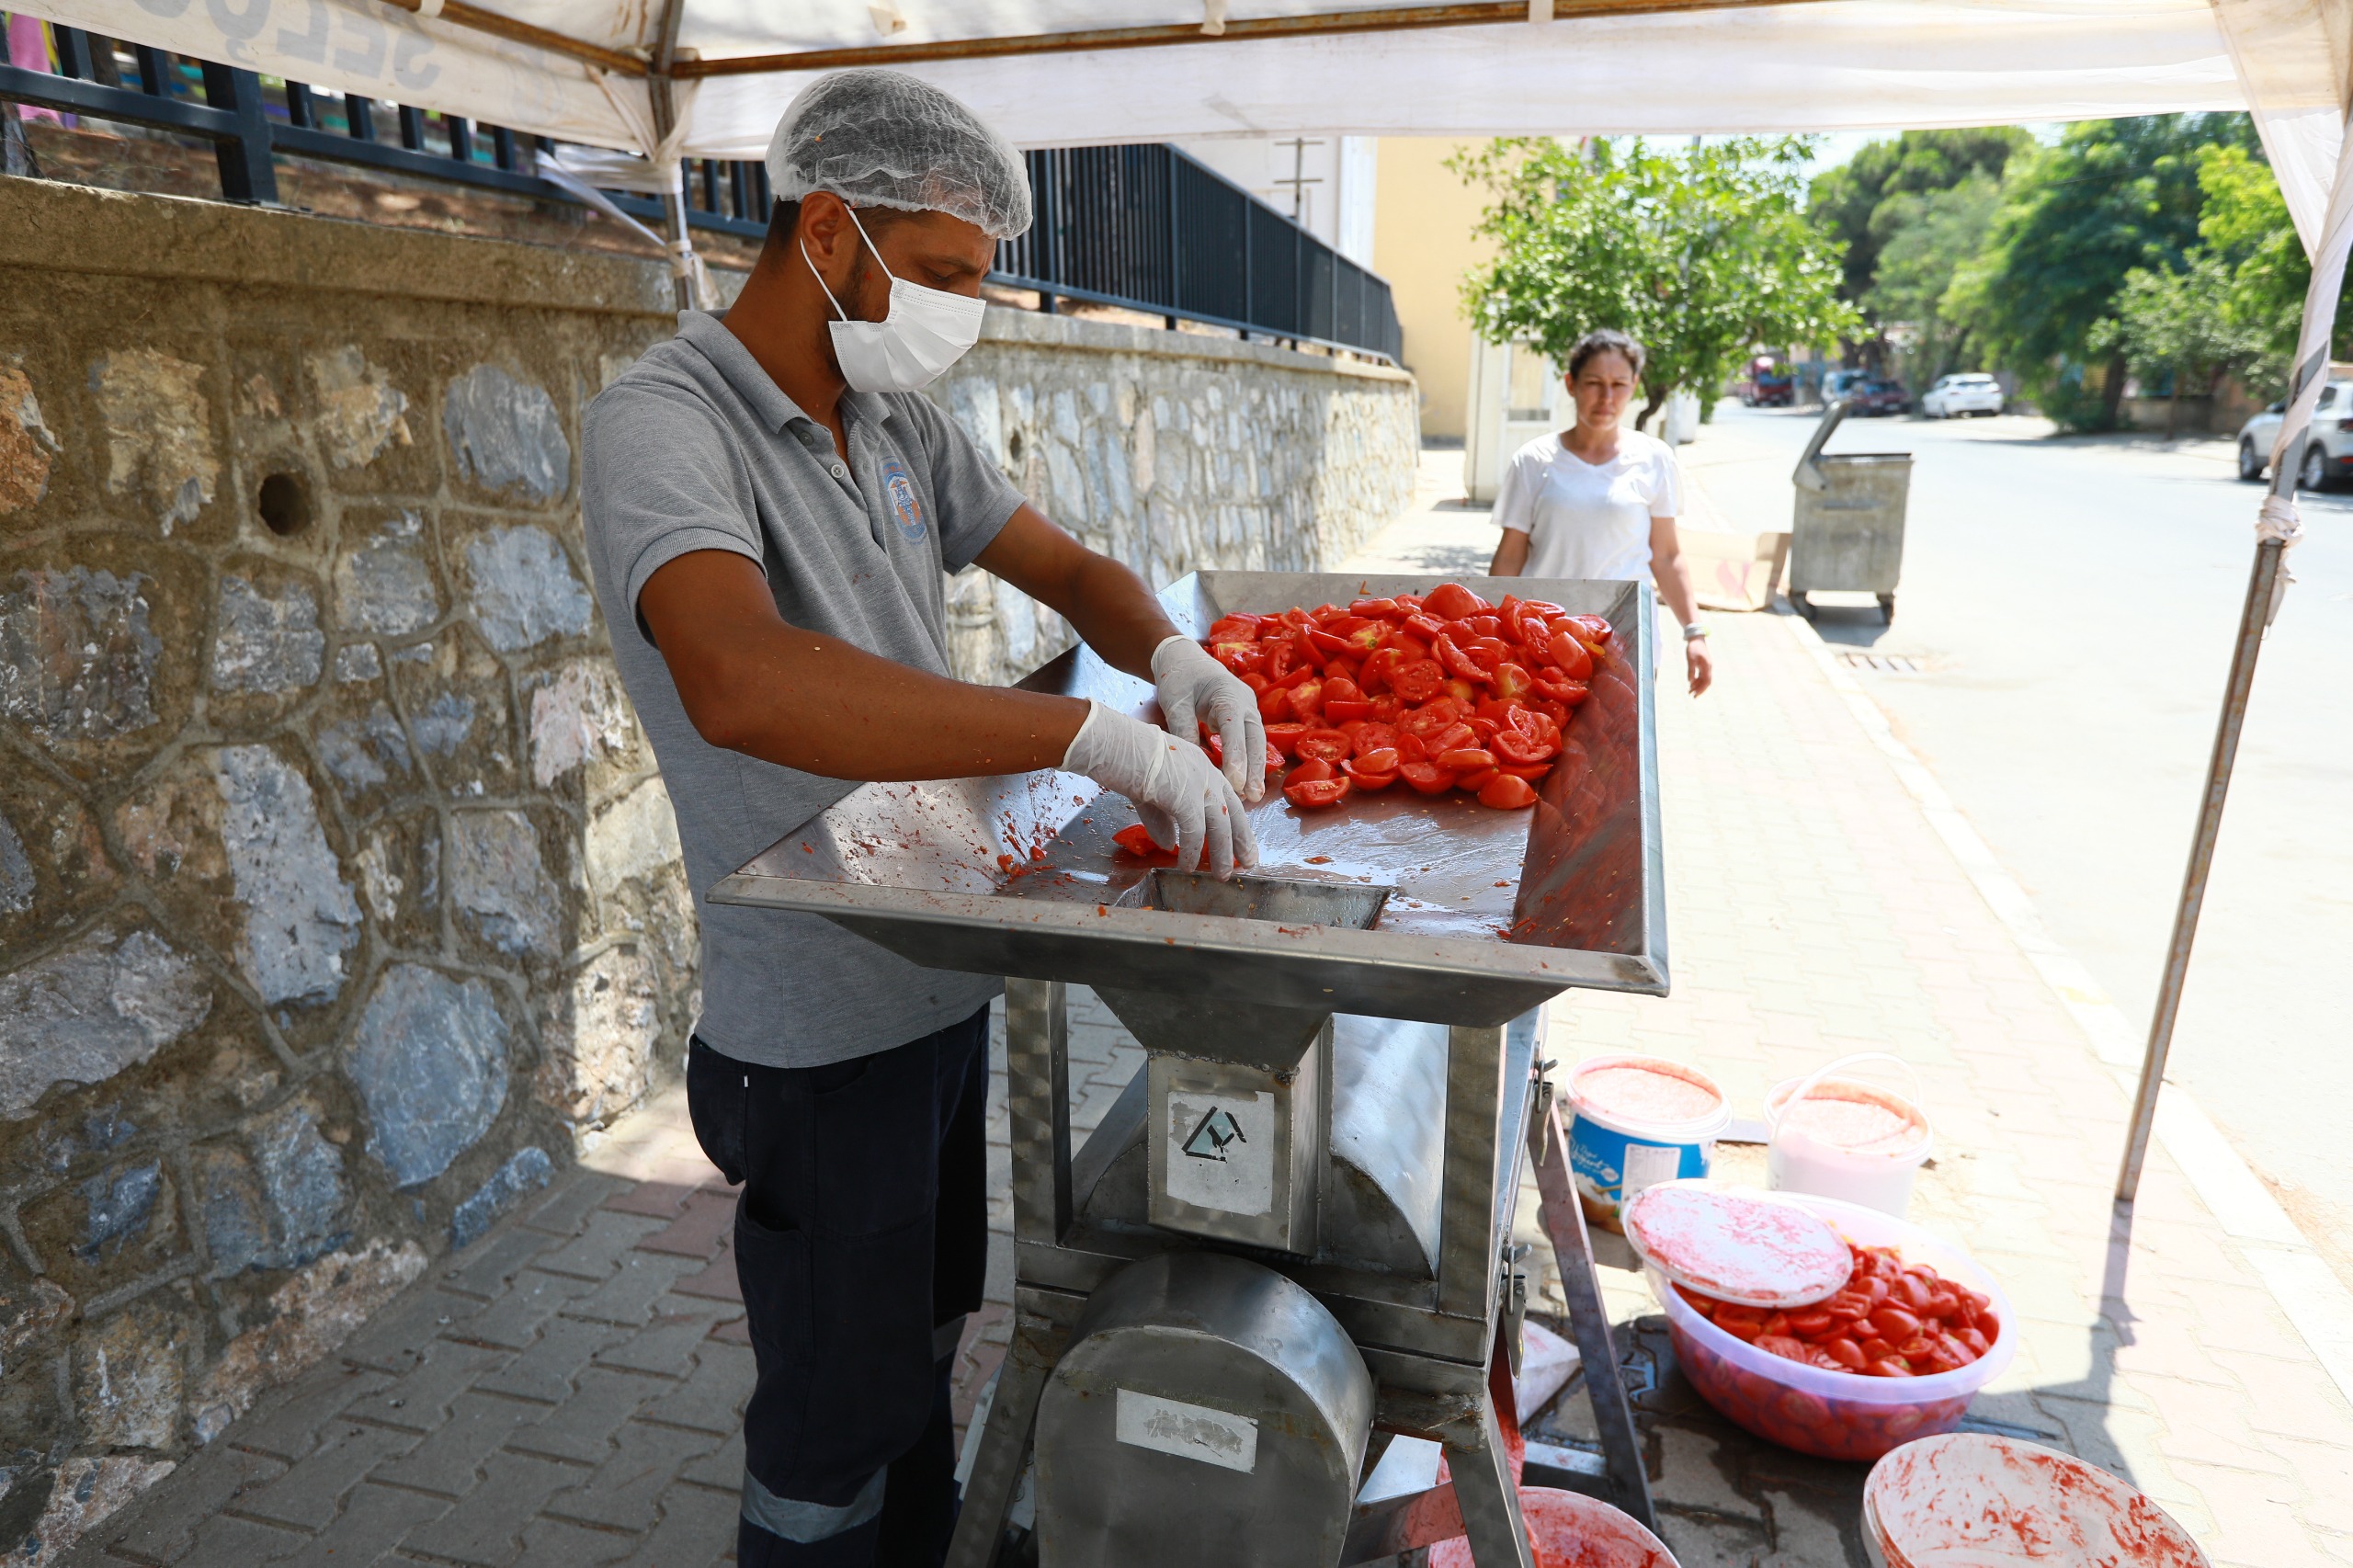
[{"left": 1682, "top": 622, "right": 1709, "bottom": 641}]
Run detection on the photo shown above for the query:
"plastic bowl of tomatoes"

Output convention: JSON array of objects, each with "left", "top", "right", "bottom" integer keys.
[
  {"left": 1648, "top": 1193, "right": 2017, "bottom": 1462},
  {"left": 1199, "top": 582, "right": 1614, "bottom": 814}
]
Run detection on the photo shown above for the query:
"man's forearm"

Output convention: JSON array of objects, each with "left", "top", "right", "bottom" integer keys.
[
  {"left": 696, "top": 624, "right": 1088, "bottom": 779},
  {"left": 1044, "top": 548, "right": 1183, "bottom": 680}
]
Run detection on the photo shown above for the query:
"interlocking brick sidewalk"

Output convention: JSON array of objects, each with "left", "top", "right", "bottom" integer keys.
[{"left": 71, "top": 453, "right": 2353, "bottom": 1566}]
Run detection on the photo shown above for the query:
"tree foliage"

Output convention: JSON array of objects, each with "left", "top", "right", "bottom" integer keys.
[
  {"left": 1809, "top": 129, "right": 2031, "bottom": 319},
  {"left": 1451, "top": 137, "right": 1859, "bottom": 429},
  {"left": 1942, "top": 113, "right": 2259, "bottom": 426},
  {"left": 2088, "top": 256, "right": 2268, "bottom": 433},
  {"left": 1859, "top": 172, "right": 2005, "bottom": 390}
]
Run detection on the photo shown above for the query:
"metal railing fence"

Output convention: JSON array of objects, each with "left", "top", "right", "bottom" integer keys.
[{"left": 0, "top": 18, "right": 1400, "bottom": 359}]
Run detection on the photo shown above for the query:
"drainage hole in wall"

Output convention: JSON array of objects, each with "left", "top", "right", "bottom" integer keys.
[{"left": 258, "top": 472, "right": 313, "bottom": 537}]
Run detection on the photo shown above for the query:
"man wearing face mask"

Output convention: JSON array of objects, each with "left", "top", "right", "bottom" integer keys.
[{"left": 580, "top": 68, "right": 1264, "bottom": 1568}]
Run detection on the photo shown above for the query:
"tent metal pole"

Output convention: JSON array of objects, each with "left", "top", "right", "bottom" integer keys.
[
  {"left": 649, "top": 0, "right": 694, "bottom": 313},
  {"left": 379, "top": 0, "right": 645, "bottom": 74},
  {"left": 672, "top": 0, "right": 1807, "bottom": 78},
  {"left": 2115, "top": 536, "right": 2284, "bottom": 1204}
]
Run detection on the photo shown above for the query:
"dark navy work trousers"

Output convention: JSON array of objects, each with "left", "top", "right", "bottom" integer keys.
[{"left": 687, "top": 1005, "right": 992, "bottom": 1568}]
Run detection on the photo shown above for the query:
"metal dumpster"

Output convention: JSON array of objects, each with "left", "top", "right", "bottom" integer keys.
[{"left": 1790, "top": 399, "right": 1912, "bottom": 623}]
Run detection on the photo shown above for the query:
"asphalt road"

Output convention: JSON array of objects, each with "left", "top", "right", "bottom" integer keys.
[{"left": 1690, "top": 403, "right": 2353, "bottom": 1254}]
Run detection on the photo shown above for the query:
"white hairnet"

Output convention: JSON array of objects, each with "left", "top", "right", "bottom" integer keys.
[{"left": 766, "top": 68, "right": 1033, "bottom": 240}]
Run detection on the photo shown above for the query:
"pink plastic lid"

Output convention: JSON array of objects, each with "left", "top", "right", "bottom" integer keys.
[{"left": 1623, "top": 1181, "right": 1854, "bottom": 1309}]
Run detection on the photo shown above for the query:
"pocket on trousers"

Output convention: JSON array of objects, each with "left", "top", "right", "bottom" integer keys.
[
  {"left": 686, "top": 1039, "right": 748, "bottom": 1187},
  {"left": 732, "top": 1203, "right": 813, "bottom": 1366}
]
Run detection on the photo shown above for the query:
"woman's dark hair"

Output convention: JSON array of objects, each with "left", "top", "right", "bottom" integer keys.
[{"left": 1567, "top": 328, "right": 1646, "bottom": 381}]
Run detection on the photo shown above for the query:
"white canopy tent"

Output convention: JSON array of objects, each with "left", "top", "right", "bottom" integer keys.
[{"left": 12, "top": 0, "right": 2348, "bottom": 1194}]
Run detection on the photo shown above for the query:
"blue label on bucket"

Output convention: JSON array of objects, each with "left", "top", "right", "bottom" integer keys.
[{"left": 1569, "top": 1112, "right": 1712, "bottom": 1210}]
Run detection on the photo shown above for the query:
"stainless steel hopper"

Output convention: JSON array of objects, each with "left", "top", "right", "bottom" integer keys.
[{"left": 710, "top": 572, "right": 1669, "bottom": 1567}]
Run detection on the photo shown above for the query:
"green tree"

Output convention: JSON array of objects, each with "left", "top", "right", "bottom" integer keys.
[
  {"left": 1863, "top": 171, "right": 2004, "bottom": 390},
  {"left": 1809, "top": 128, "right": 2031, "bottom": 350},
  {"left": 1943, "top": 113, "right": 2259, "bottom": 427},
  {"left": 1451, "top": 137, "right": 1858, "bottom": 430},
  {"left": 2088, "top": 256, "right": 2268, "bottom": 434},
  {"left": 2191, "top": 142, "right": 2353, "bottom": 390}
]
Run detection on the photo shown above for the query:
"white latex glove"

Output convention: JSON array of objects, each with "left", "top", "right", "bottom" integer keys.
[
  {"left": 1063, "top": 700, "right": 1258, "bottom": 879},
  {"left": 1152, "top": 634, "right": 1268, "bottom": 803}
]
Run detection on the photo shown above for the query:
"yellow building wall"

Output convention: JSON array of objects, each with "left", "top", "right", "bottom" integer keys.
[{"left": 1372, "top": 138, "right": 1494, "bottom": 441}]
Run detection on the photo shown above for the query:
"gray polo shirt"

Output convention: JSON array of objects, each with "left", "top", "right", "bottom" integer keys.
[{"left": 582, "top": 311, "right": 1023, "bottom": 1068}]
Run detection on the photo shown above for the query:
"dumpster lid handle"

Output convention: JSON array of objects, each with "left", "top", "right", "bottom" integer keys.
[{"left": 1793, "top": 400, "right": 1849, "bottom": 493}]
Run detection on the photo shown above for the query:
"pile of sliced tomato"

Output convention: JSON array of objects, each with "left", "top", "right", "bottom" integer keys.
[
  {"left": 1676, "top": 1244, "right": 1999, "bottom": 1380},
  {"left": 1200, "top": 582, "right": 1612, "bottom": 814}
]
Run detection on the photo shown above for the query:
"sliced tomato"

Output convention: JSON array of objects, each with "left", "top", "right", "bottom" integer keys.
[
  {"left": 1398, "top": 699, "right": 1462, "bottom": 740},
  {"left": 1434, "top": 632, "right": 1494, "bottom": 686},
  {"left": 1295, "top": 728, "right": 1354, "bottom": 763},
  {"left": 1391, "top": 593, "right": 1427, "bottom": 612},
  {"left": 1264, "top": 722, "right": 1311, "bottom": 758},
  {"left": 1358, "top": 646, "right": 1403, "bottom": 693},
  {"left": 1478, "top": 775, "right": 1540, "bottom": 809},
  {"left": 1545, "top": 630, "right": 1597, "bottom": 679},
  {"left": 1461, "top": 614, "right": 1505, "bottom": 641},
  {"left": 1323, "top": 654, "right": 1362, "bottom": 684},
  {"left": 1351, "top": 722, "right": 1401, "bottom": 757},
  {"left": 1211, "top": 642, "right": 1264, "bottom": 676},
  {"left": 1206, "top": 615, "right": 1261, "bottom": 642},
  {"left": 1423, "top": 582, "right": 1490, "bottom": 620},
  {"left": 1495, "top": 762, "right": 1552, "bottom": 783},
  {"left": 1467, "top": 716, "right": 1501, "bottom": 745},
  {"left": 1391, "top": 659, "right": 1445, "bottom": 703},
  {"left": 1531, "top": 671, "right": 1591, "bottom": 706},
  {"left": 1323, "top": 699, "right": 1372, "bottom": 722},
  {"left": 1111, "top": 824, "right": 1178, "bottom": 860},
  {"left": 1493, "top": 728, "right": 1560, "bottom": 766},
  {"left": 1368, "top": 694, "right": 1404, "bottom": 722},
  {"left": 1342, "top": 758, "right": 1398, "bottom": 790},
  {"left": 1285, "top": 776, "right": 1351, "bottom": 810},
  {"left": 1351, "top": 745, "right": 1402, "bottom": 774},
  {"left": 1457, "top": 767, "right": 1499, "bottom": 791},
  {"left": 1257, "top": 687, "right": 1294, "bottom": 723},
  {"left": 1563, "top": 612, "right": 1613, "bottom": 643},
  {"left": 1491, "top": 661, "right": 1534, "bottom": 704},
  {"left": 1443, "top": 676, "right": 1483, "bottom": 709},
  {"left": 1437, "top": 746, "right": 1495, "bottom": 772},
  {"left": 1398, "top": 760, "right": 1457, "bottom": 795},
  {"left": 1240, "top": 671, "right": 1271, "bottom": 695},
  {"left": 1305, "top": 627, "right": 1352, "bottom": 657},
  {"left": 1403, "top": 611, "right": 1449, "bottom": 642},
  {"left": 1350, "top": 597, "right": 1403, "bottom": 618},
  {"left": 1428, "top": 723, "right": 1479, "bottom": 756},
  {"left": 1203, "top": 733, "right": 1283, "bottom": 775},
  {"left": 1290, "top": 676, "right": 1324, "bottom": 721},
  {"left": 1508, "top": 706, "right": 1562, "bottom": 745}
]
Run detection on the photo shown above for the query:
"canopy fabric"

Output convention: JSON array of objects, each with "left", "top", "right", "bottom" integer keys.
[{"left": 9, "top": 0, "right": 2347, "bottom": 258}]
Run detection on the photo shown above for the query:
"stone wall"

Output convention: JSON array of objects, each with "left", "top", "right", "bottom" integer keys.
[
  {"left": 0, "top": 175, "right": 1415, "bottom": 1561},
  {"left": 936, "top": 312, "right": 1420, "bottom": 687}
]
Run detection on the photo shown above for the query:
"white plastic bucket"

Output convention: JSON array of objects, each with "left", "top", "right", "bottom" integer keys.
[
  {"left": 1863, "top": 1433, "right": 2210, "bottom": 1567},
  {"left": 1766, "top": 1052, "right": 1932, "bottom": 1218},
  {"left": 1565, "top": 1055, "right": 1733, "bottom": 1233}
]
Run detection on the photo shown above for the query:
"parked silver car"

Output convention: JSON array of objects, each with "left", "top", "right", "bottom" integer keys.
[
  {"left": 1921, "top": 373, "right": 2006, "bottom": 418},
  {"left": 2237, "top": 381, "right": 2351, "bottom": 489}
]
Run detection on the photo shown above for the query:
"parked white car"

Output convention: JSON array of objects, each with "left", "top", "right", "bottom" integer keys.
[
  {"left": 2236, "top": 381, "right": 2352, "bottom": 489},
  {"left": 1921, "top": 373, "right": 2006, "bottom": 418}
]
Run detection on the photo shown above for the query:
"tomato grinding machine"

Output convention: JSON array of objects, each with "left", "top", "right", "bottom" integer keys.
[{"left": 713, "top": 573, "right": 1669, "bottom": 1567}]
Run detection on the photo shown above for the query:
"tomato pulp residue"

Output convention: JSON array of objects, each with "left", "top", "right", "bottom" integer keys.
[
  {"left": 1624, "top": 1185, "right": 1852, "bottom": 1307},
  {"left": 1779, "top": 1085, "right": 1926, "bottom": 1156},
  {"left": 1576, "top": 1063, "right": 1722, "bottom": 1125},
  {"left": 1867, "top": 1435, "right": 2209, "bottom": 1568}
]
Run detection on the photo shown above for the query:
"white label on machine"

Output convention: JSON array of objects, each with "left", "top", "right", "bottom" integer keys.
[
  {"left": 1163, "top": 1089, "right": 1276, "bottom": 1216},
  {"left": 1115, "top": 1389, "right": 1259, "bottom": 1473},
  {"left": 1621, "top": 1141, "right": 1684, "bottom": 1199}
]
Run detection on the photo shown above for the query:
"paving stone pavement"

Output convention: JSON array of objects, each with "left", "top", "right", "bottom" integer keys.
[{"left": 72, "top": 450, "right": 2353, "bottom": 1566}]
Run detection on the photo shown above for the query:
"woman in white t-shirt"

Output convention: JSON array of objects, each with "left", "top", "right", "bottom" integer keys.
[{"left": 1489, "top": 329, "right": 1712, "bottom": 696}]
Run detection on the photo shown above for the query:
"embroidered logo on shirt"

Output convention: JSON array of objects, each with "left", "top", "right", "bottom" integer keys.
[{"left": 880, "top": 457, "right": 927, "bottom": 542}]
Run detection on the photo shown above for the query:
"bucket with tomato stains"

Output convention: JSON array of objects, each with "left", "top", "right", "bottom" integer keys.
[
  {"left": 1767, "top": 1052, "right": 1933, "bottom": 1219},
  {"left": 1565, "top": 1054, "right": 1732, "bottom": 1232},
  {"left": 1429, "top": 1488, "right": 1681, "bottom": 1568},
  {"left": 1863, "top": 1433, "right": 2210, "bottom": 1567}
]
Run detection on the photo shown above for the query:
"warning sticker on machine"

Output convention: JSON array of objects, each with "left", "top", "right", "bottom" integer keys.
[
  {"left": 1115, "top": 1389, "right": 1259, "bottom": 1473},
  {"left": 1164, "top": 1090, "right": 1275, "bottom": 1216}
]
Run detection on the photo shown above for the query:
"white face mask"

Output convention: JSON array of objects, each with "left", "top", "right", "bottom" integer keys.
[{"left": 802, "top": 207, "right": 985, "bottom": 393}]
